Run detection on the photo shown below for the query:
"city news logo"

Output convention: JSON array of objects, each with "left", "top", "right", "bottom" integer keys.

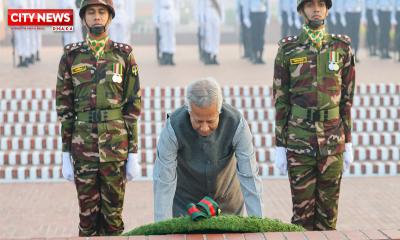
[{"left": 8, "top": 9, "right": 74, "bottom": 31}]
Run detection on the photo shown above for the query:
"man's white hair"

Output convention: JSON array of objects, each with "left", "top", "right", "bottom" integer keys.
[{"left": 185, "top": 77, "right": 223, "bottom": 113}]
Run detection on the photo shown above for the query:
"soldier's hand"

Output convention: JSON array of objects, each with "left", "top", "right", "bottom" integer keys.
[
  {"left": 340, "top": 16, "right": 347, "bottom": 27},
  {"left": 62, "top": 152, "right": 74, "bottom": 182},
  {"left": 288, "top": 16, "right": 293, "bottom": 27},
  {"left": 126, "top": 153, "right": 141, "bottom": 181},
  {"left": 373, "top": 15, "right": 379, "bottom": 26},
  {"left": 243, "top": 18, "right": 251, "bottom": 28},
  {"left": 275, "top": 147, "right": 287, "bottom": 175},
  {"left": 391, "top": 18, "right": 398, "bottom": 26},
  {"left": 343, "top": 143, "right": 354, "bottom": 172}
]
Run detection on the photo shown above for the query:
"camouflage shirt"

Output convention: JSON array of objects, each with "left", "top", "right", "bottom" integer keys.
[
  {"left": 56, "top": 39, "right": 141, "bottom": 161},
  {"left": 273, "top": 29, "right": 356, "bottom": 157}
]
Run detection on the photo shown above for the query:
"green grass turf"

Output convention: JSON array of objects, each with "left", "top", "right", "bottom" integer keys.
[{"left": 123, "top": 215, "right": 304, "bottom": 236}]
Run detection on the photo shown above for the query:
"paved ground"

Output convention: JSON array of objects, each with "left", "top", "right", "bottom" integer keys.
[
  {"left": 0, "top": 44, "right": 399, "bottom": 239},
  {"left": 0, "top": 177, "right": 400, "bottom": 239},
  {"left": 0, "top": 44, "right": 399, "bottom": 89}
]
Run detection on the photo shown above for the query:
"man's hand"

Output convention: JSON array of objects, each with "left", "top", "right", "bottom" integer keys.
[
  {"left": 275, "top": 147, "right": 287, "bottom": 175},
  {"left": 343, "top": 143, "right": 354, "bottom": 172},
  {"left": 62, "top": 152, "right": 74, "bottom": 182},
  {"left": 126, "top": 153, "right": 141, "bottom": 181}
]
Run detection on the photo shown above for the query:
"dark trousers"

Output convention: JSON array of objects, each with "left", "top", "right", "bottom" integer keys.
[
  {"left": 396, "top": 11, "right": 400, "bottom": 55},
  {"left": 250, "top": 11, "right": 267, "bottom": 58},
  {"left": 345, "top": 12, "right": 361, "bottom": 55},
  {"left": 240, "top": 6, "right": 252, "bottom": 58},
  {"left": 290, "top": 13, "right": 302, "bottom": 36},
  {"left": 281, "top": 11, "right": 290, "bottom": 38},
  {"left": 379, "top": 10, "right": 391, "bottom": 57},
  {"left": 334, "top": 13, "right": 345, "bottom": 35},
  {"left": 366, "top": 9, "right": 378, "bottom": 54},
  {"left": 327, "top": 16, "right": 336, "bottom": 34}
]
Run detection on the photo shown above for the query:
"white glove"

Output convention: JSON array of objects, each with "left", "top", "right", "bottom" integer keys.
[
  {"left": 341, "top": 15, "right": 347, "bottom": 27},
  {"left": 243, "top": 18, "right": 251, "bottom": 28},
  {"left": 288, "top": 16, "right": 293, "bottom": 27},
  {"left": 343, "top": 143, "right": 354, "bottom": 172},
  {"left": 62, "top": 152, "right": 74, "bottom": 182},
  {"left": 275, "top": 147, "right": 288, "bottom": 175},
  {"left": 373, "top": 15, "right": 379, "bottom": 26},
  {"left": 330, "top": 14, "right": 337, "bottom": 25},
  {"left": 294, "top": 17, "right": 301, "bottom": 29},
  {"left": 126, "top": 153, "right": 141, "bottom": 181},
  {"left": 361, "top": 17, "right": 367, "bottom": 26}
]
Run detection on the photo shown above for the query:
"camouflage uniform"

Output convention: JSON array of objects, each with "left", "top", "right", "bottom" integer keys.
[
  {"left": 273, "top": 17, "right": 356, "bottom": 229},
  {"left": 56, "top": 2, "right": 141, "bottom": 235}
]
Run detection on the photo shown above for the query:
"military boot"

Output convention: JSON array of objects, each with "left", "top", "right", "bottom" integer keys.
[
  {"left": 211, "top": 55, "right": 219, "bottom": 65},
  {"left": 159, "top": 53, "right": 168, "bottom": 65},
  {"left": 169, "top": 53, "right": 176, "bottom": 66},
  {"left": 36, "top": 51, "right": 40, "bottom": 61},
  {"left": 204, "top": 52, "right": 212, "bottom": 65},
  {"left": 17, "top": 56, "right": 28, "bottom": 68}
]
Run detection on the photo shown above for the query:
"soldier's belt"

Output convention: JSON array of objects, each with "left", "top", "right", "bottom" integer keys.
[
  {"left": 76, "top": 109, "right": 123, "bottom": 123},
  {"left": 291, "top": 105, "right": 340, "bottom": 122}
]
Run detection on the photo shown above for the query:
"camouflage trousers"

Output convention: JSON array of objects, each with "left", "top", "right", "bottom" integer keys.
[
  {"left": 73, "top": 159, "right": 126, "bottom": 236},
  {"left": 287, "top": 151, "right": 343, "bottom": 231}
]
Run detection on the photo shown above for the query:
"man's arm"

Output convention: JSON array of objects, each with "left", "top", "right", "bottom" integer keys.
[
  {"left": 233, "top": 116, "right": 264, "bottom": 217},
  {"left": 153, "top": 118, "right": 179, "bottom": 222}
]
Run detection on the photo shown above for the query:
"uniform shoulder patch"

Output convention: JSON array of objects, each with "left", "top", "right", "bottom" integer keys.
[
  {"left": 278, "top": 35, "right": 299, "bottom": 47},
  {"left": 330, "top": 34, "right": 351, "bottom": 45},
  {"left": 63, "top": 41, "right": 84, "bottom": 53},
  {"left": 112, "top": 41, "right": 133, "bottom": 54}
]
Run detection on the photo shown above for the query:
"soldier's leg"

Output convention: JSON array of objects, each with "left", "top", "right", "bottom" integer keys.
[
  {"left": 287, "top": 151, "right": 317, "bottom": 231},
  {"left": 314, "top": 153, "right": 343, "bottom": 230},
  {"left": 98, "top": 161, "right": 126, "bottom": 235},
  {"left": 74, "top": 160, "right": 101, "bottom": 236}
]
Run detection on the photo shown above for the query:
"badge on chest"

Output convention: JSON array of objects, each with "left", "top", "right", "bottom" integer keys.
[
  {"left": 328, "top": 51, "right": 340, "bottom": 71},
  {"left": 112, "top": 63, "right": 123, "bottom": 83}
]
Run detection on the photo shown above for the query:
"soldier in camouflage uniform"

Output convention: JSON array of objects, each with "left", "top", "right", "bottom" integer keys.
[
  {"left": 273, "top": 0, "right": 356, "bottom": 230},
  {"left": 56, "top": 0, "right": 141, "bottom": 236}
]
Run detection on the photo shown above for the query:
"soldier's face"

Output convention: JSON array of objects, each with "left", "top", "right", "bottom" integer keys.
[
  {"left": 84, "top": 5, "right": 110, "bottom": 28},
  {"left": 301, "top": 0, "right": 328, "bottom": 22},
  {"left": 189, "top": 103, "right": 220, "bottom": 137}
]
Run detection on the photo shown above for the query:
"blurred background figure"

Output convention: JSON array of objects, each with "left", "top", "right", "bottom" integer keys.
[
  {"left": 364, "top": 0, "right": 379, "bottom": 56},
  {"left": 9, "top": 0, "right": 29, "bottom": 67},
  {"left": 395, "top": 0, "right": 400, "bottom": 61},
  {"left": 154, "top": 0, "right": 180, "bottom": 66},
  {"left": 278, "top": 0, "right": 293, "bottom": 38},
  {"left": 236, "top": 0, "right": 252, "bottom": 59},
  {"left": 60, "top": 0, "right": 83, "bottom": 46},
  {"left": 341, "top": 0, "right": 364, "bottom": 62},
  {"left": 243, "top": 0, "right": 270, "bottom": 64},
  {"left": 377, "top": 0, "right": 396, "bottom": 59},
  {"left": 109, "top": 0, "right": 134, "bottom": 44},
  {"left": 197, "top": 0, "right": 225, "bottom": 65}
]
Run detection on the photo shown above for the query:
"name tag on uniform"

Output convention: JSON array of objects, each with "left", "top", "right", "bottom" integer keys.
[
  {"left": 290, "top": 57, "right": 308, "bottom": 65},
  {"left": 71, "top": 65, "right": 87, "bottom": 75}
]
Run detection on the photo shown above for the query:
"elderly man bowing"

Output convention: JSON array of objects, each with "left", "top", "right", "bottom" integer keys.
[{"left": 153, "top": 78, "right": 264, "bottom": 222}]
